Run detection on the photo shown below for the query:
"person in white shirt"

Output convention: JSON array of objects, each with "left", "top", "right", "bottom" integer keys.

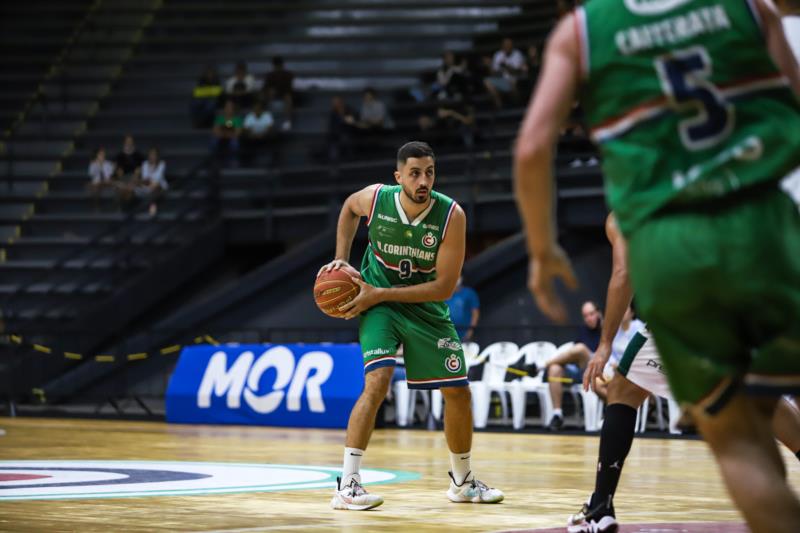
[
  {"left": 484, "top": 38, "right": 527, "bottom": 108},
  {"left": 87, "top": 147, "right": 115, "bottom": 209},
  {"left": 118, "top": 148, "right": 167, "bottom": 216},
  {"left": 242, "top": 100, "right": 275, "bottom": 166},
  {"left": 225, "top": 61, "right": 258, "bottom": 109},
  {"left": 610, "top": 306, "right": 644, "bottom": 365}
]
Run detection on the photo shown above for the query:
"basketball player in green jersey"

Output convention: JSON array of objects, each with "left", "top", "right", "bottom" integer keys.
[
  {"left": 319, "top": 141, "right": 503, "bottom": 510},
  {"left": 514, "top": 1, "right": 800, "bottom": 531},
  {"left": 568, "top": 212, "right": 800, "bottom": 533}
]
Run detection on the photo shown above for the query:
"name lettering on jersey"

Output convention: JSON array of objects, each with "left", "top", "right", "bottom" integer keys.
[
  {"left": 616, "top": 5, "right": 731, "bottom": 55},
  {"left": 624, "top": 0, "right": 692, "bottom": 16},
  {"left": 377, "top": 213, "right": 398, "bottom": 223},
  {"left": 437, "top": 337, "right": 462, "bottom": 351},
  {"left": 422, "top": 223, "right": 440, "bottom": 231},
  {"left": 375, "top": 240, "right": 436, "bottom": 262}
]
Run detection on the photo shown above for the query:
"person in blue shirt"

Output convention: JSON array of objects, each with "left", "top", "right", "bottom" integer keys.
[
  {"left": 545, "top": 300, "right": 603, "bottom": 431},
  {"left": 445, "top": 277, "right": 480, "bottom": 341}
]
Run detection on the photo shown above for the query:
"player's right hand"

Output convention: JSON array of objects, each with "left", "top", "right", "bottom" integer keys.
[
  {"left": 317, "top": 259, "right": 350, "bottom": 277},
  {"left": 584, "top": 343, "right": 612, "bottom": 392},
  {"left": 528, "top": 245, "right": 578, "bottom": 324}
]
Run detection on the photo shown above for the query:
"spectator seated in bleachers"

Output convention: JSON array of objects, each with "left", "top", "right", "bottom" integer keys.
[
  {"left": 263, "top": 56, "right": 294, "bottom": 132},
  {"left": 224, "top": 61, "right": 258, "bottom": 110},
  {"left": 114, "top": 134, "right": 145, "bottom": 185},
  {"left": 518, "top": 44, "right": 541, "bottom": 96},
  {"left": 211, "top": 100, "right": 243, "bottom": 167},
  {"left": 416, "top": 96, "right": 476, "bottom": 149},
  {"left": 484, "top": 37, "right": 528, "bottom": 109},
  {"left": 351, "top": 88, "right": 392, "bottom": 139},
  {"left": 241, "top": 99, "right": 276, "bottom": 167},
  {"left": 544, "top": 300, "right": 603, "bottom": 431},
  {"left": 327, "top": 95, "right": 358, "bottom": 162},
  {"left": 87, "top": 146, "right": 115, "bottom": 210},
  {"left": 191, "top": 65, "right": 223, "bottom": 129},
  {"left": 432, "top": 51, "right": 468, "bottom": 101},
  {"left": 118, "top": 147, "right": 167, "bottom": 217}
]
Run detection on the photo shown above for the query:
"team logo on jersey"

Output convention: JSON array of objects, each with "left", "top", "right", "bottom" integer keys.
[
  {"left": 445, "top": 354, "right": 462, "bottom": 373},
  {"left": 623, "top": 0, "right": 691, "bottom": 15},
  {"left": 422, "top": 232, "right": 437, "bottom": 248}
]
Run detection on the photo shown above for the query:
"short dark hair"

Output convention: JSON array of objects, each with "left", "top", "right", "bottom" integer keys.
[
  {"left": 397, "top": 141, "right": 435, "bottom": 166},
  {"left": 272, "top": 56, "right": 284, "bottom": 67}
]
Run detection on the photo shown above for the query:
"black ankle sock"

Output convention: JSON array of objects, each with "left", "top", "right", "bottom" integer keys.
[{"left": 591, "top": 403, "right": 638, "bottom": 517}]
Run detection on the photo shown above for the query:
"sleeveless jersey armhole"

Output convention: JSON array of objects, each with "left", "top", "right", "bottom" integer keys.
[{"left": 366, "top": 184, "right": 383, "bottom": 226}]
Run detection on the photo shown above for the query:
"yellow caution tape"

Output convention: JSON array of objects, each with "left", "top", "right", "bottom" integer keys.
[
  {"left": 32, "top": 344, "right": 52, "bottom": 354},
  {"left": 64, "top": 352, "right": 83, "bottom": 360},
  {"left": 160, "top": 344, "right": 181, "bottom": 355},
  {"left": 127, "top": 353, "right": 148, "bottom": 361},
  {"left": 95, "top": 355, "right": 115, "bottom": 363}
]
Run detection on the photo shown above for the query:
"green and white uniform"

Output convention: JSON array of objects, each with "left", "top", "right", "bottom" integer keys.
[
  {"left": 579, "top": 0, "right": 800, "bottom": 408},
  {"left": 359, "top": 184, "right": 467, "bottom": 389}
]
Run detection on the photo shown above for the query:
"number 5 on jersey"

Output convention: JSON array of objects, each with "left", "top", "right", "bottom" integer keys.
[{"left": 654, "top": 45, "right": 734, "bottom": 151}]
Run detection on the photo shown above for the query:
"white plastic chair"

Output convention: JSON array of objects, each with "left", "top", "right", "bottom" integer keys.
[
  {"left": 470, "top": 342, "right": 519, "bottom": 428},
  {"left": 394, "top": 380, "right": 430, "bottom": 427},
  {"left": 508, "top": 341, "right": 557, "bottom": 429},
  {"left": 430, "top": 342, "right": 480, "bottom": 422}
]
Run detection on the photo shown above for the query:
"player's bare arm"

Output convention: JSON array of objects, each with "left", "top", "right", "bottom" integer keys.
[
  {"left": 340, "top": 205, "right": 466, "bottom": 319},
  {"left": 759, "top": 0, "right": 800, "bottom": 93},
  {"left": 584, "top": 214, "right": 635, "bottom": 392},
  {"left": 513, "top": 14, "right": 580, "bottom": 324},
  {"left": 317, "top": 184, "right": 380, "bottom": 276}
]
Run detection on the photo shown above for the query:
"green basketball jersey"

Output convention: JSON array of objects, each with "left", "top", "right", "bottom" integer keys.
[
  {"left": 360, "top": 184, "right": 458, "bottom": 323},
  {"left": 578, "top": 0, "right": 800, "bottom": 235}
]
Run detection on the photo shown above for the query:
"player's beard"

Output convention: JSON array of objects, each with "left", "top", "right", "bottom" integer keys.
[{"left": 402, "top": 183, "right": 430, "bottom": 204}]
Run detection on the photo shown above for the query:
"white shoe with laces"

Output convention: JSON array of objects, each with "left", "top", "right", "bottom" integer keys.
[
  {"left": 446, "top": 471, "right": 504, "bottom": 503},
  {"left": 330, "top": 476, "right": 384, "bottom": 511}
]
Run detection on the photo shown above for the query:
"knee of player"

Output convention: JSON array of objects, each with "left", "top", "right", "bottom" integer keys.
[
  {"left": 549, "top": 364, "right": 564, "bottom": 376},
  {"left": 441, "top": 385, "right": 471, "bottom": 404},
  {"left": 607, "top": 375, "right": 646, "bottom": 407},
  {"left": 363, "top": 368, "right": 393, "bottom": 399}
]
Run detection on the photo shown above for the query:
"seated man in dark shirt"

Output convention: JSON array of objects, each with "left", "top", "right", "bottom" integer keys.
[
  {"left": 544, "top": 300, "right": 603, "bottom": 430},
  {"left": 114, "top": 135, "right": 145, "bottom": 182},
  {"left": 264, "top": 56, "right": 294, "bottom": 131}
]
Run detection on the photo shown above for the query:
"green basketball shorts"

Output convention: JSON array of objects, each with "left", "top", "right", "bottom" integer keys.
[
  {"left": 359, "top": 304, "right": 468, "bottom": 389},
  {"left": 628, "top": 183, "right": 800, "bottom": 413}
]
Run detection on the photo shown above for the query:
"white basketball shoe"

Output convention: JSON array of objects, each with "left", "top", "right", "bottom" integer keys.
[
  {"left": 446, "top": 471, "right": 504, "bottom": 503},
  {"left": 330, "top": 476, "right": 384, "bottom": 511}
]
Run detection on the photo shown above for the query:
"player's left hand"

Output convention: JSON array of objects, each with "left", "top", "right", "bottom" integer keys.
[
  {"left": 339, "top": 277, "right": 383, "bottom": 319},
  {"left": 528, "top": 245, "right": 578, "bottom": 324}
]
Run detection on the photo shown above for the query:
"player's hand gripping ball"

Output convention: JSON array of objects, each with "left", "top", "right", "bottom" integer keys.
[{"left": 314, "top": 263, "right": 362, "bottom": 318}]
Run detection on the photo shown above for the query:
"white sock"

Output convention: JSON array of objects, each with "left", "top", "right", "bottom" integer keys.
[
  {"left": 553, "top": 408, "right": 563, "bottom": 418},
  {"left": 342, "top": 447, "right": 364, "bottom": 486},
  {"left": 449, "top": 451, "right": 474, "bottom": 485}
]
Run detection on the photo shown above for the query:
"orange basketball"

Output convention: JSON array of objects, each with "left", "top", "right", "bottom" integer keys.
[{"left": 314, "top": 265, "right": 361, "bottom": 318}]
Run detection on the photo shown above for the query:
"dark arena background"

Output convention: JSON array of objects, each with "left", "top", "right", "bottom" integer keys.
[{"left": 1, "top": 1, "right": 799, "bottom": 532}]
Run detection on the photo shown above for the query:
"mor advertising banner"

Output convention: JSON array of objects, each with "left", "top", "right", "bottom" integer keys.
[{"left": 166, "top": 344, "right": 364, "bottom": 428}]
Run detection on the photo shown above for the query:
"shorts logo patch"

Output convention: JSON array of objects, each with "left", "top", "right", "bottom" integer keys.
[
  {"left": 437, "top": 337, "right": 461, "bottom": 351},
  {"left": 422, "top": 232, "right": 437, "bottom": 248},
  {"left": 445, "top": 354, "right": 462, "bottom": 373}
]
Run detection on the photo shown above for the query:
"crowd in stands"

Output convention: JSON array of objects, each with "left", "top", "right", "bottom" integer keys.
[
  {"left": 88, "top": 135, "right": 167, "bottom": 216},
  {"left": 184, "top": 36, "right": 561, "bottom": 169}
]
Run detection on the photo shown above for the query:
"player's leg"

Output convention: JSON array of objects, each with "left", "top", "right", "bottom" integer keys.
[
  {"left": 772, "top": 397, "right": 800, "bottom": 461},
  {"left": 332, "top": 308, "right": 398, "bottom": 511},
  {"left": 628, "top": 193, "right": 800, "bottom": 532},
  {"left": 690, "top": 393, "right": 799, "bottom": 533},
  {"left": 569, "top": 335, "right": 653, "bottom": 532},
  {"left": 404, "top": 319, "right": 503, "bottom": 503}
]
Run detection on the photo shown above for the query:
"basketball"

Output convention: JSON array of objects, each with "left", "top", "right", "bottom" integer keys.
[{"left": 314, "top": 265, "right": 361, "bottom": 318}]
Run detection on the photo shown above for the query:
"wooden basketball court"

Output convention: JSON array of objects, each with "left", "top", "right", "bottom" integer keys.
[{"left": 2, "top": 417, "right": 797, "bottom": 532}]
